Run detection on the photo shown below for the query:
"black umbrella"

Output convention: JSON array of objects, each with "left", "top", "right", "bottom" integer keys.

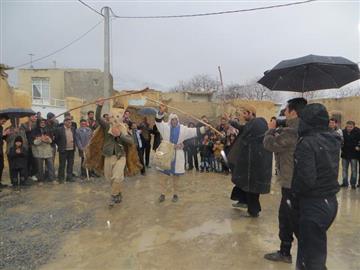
[
  {"left": 138, "top": 107, "right": 158, "bottom": 116},
  {"left": 258, "top": 54, "right": 360, "bottom": 92},
  {"left": 0, "top": 108, "right": 36, "bottom": 119},
  {"left": 0, "top": 108, "right": 36, "bottom": 127}
]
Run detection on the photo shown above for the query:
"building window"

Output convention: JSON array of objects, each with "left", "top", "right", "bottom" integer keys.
[{"left": 32, "top": 77, "right": 50, "bottom": 104}]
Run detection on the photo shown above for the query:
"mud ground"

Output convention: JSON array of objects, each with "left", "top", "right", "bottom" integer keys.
[{"left": 0, "top": 166, "right": 359, "bottom": 270}]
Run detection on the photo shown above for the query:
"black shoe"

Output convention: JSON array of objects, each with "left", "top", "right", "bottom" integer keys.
[
  {"left": 351, "top": 185, "right": 356, "bottom": 190},
  {"left": 340, "top": 183, "right": 348, "bottom": 188},
  {"left": 232, "top": 202, "right": 247, "bottom": 209},
  {"left": 0, "top": 183, "right": 8, "bottom": 188},
  {"left": 357, "top": 183, "right": 360, "bottom": 187},
  {"left": 172, "top": 194, "right": 179, "bottom": 203},
  {"left": 115, "top": 193, "right": 122, "bottom": 204},
  {"left": 247, "top": 212, "right": 259, "bottom": 218},
  {"left": 67, "top": 177, "right": 75, "bottom": 182},
  {"left": 264, "top": 251, "right": 292, "bottom": 264},
  {"left": 91, "top": 172, "right": 100, "bottom": 178},
  {"left": 158, "top": 194, "right": 165, "bottom": 203},
  {"left": 22, "top": 179, "right": 33, "bottom": 186},
  {"left": 109, "top": 195, "right": 117, "bottom": 207}
]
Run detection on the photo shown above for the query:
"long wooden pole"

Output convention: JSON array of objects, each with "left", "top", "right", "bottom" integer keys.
[
  {"left": 144, "top": 96, "right": 223, "bottom": 137},
  {"left": 54, "top": 88, "right": 149, "bottom": 119}
]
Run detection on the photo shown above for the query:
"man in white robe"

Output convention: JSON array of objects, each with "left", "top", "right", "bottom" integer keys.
[{"left": 155, "top": 104, "right": 205, "bottom": 203}]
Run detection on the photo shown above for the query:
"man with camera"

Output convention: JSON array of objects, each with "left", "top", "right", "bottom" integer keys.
[{"left": 263, "top": 97, "right": 307, "bottom": 264}]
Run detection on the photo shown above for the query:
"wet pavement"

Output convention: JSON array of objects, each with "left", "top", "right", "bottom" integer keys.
[{"left": 1, "top": 168, "right": 359, "bottom": 270}]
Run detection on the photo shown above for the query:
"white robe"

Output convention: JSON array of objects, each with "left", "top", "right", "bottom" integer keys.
[{"left": 155, "top": 113, "right": 199, "bottom": 174}]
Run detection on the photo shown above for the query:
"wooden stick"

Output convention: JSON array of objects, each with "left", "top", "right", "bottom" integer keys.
[
  {"left": 144, "top": 96, "right": 223, "bottom": 137},
  {"left": 54, "top": 88, "right": 149, "bottom": 119}
]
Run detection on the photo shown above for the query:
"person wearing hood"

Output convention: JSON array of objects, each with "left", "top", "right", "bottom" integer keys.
[
  {"left": 96, "top": 99, "right": 135, "bottom": 207},
  {"left": 227, "top": 104, "right": 273, "bottom": 218},
  {"left": 292, "top": 103, "right": 341, "bottom": 270},
  {"left": 155, "top": 104, "right": 206, "bottom": 203},
  {"left": 32, "top": 118, "right": 55, "bottom": 183},
  {"left": 8, "top": 136, "right": 28, "bottom": 187},
  {"left": 263, "top": 98, "right": 307, "bottom": 264}
]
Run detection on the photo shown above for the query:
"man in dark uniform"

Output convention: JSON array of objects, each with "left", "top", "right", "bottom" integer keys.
[{"left": 292, "top": 103, "right": 340, "bottom": 270}]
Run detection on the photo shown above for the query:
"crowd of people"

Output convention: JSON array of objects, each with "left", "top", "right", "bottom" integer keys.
[{"left": 0, "top": 98, "right": 359, "bottom": 270}]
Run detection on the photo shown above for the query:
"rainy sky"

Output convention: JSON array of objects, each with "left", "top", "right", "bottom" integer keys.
[{"left": 1, "top": 0, "right": 359, "bottom": 91}]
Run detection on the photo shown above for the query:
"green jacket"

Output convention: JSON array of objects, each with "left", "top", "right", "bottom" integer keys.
[
  {"left": 263, "top": 118, "right": 299, "bottom": 189},
  {"left": 96, "top": 105, "right": 134, "bottom": 158}
]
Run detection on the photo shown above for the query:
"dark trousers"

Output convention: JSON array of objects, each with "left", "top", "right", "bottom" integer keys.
[
  {"left": 0, "top": 154, "right": 4, "bottom": 183},
  {"left": 143, "top": 140, "right": 151, "bottom": 166},
  {"left": 10, "top": 167, "right": 27, "bottom": 185},
  {"left": 45, "top": 145, "right": 56, "bottom": 179},
  {"left": 58, "top": 150, "right": 75, "bottom": 181},
  {"left": 138, "top": 147, "right": 145, "bottom": 174},
  {"left": 78, "top": 150, "right": 87, "bottom": 177},
  {"left": 296, "top": 196, "right": 338, "bottom": 270},
  {"left": 37, "top": 158, "right": 54, "bottom": 182},
  {"left": 187, "top": 146, "right": 199, "bottom": 170},
  {"left": 231, "top": 186, "right": 261, "bottom": 216},
  {"left": 279, "top": 188, "right": 299, "bottom": 255},
  {"left": 27, "top": 148, "right": 37, "bottom": 177}
]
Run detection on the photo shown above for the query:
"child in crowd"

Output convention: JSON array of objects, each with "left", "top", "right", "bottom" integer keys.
[
  {"left": 213, "top": 139, "right": 224, "bottom": 173},
  {"left": 199, "top": 134, "right": 213, "bottom": 172},
  {"left": 8, "top": 136, "right": 28, "bottom": 186}
]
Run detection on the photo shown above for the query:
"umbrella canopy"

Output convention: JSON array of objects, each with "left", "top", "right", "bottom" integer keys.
[
  {"left": 0, "top": 108, "right": 36, "bottom": 119},
  {"left": 138, "top": 107, "right": 158, "bottom": 116},
  {"left": 258, "top": 54, "right": 360, "bottom": 92}
]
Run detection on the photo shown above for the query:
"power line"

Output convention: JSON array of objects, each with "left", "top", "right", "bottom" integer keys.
[
  {"left": 111, "top": 0, "right": 317, "bottom": 19},
  {"left": 78, "top": 0, "right": 103, "bottom": 17},
  {"left": 14, "top": 20, "right": 103, "bottom": 69}
]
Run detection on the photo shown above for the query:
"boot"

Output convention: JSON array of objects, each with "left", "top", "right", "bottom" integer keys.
[
  {"left": 264, "top": 251, "right": 292, "bottom": 264},
  {"left": 158, "top": 194, "right": 165, "bottom": 203},
  {"left": 172, "top": 194, "right": 179, "bottom": 203}
]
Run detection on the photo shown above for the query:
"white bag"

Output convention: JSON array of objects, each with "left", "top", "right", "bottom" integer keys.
[{"left": 153, "top": 140, "right": 175, "bottom": 171}]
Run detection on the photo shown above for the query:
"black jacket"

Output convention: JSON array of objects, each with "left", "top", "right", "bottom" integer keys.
[
  {"left": 0, "top": 126, "right": 5, "bottom": 156},
  {"left": 54, "top": 126, "right": 76, "bottom": 152},
  {"left": 341, "top": 127, "right": 360, "bottom": 160},
  {"left": 227, "top": 117, "right": 272, "bottom": 194},
  {"left": 292, "top": 104, "right": 341, "bottom": 198},
  {"left": 8, "top": 146, "right": 28, "bottom": 169}
]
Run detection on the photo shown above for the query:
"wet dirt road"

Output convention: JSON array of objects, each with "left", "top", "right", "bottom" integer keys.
[{"left": 1, "top": 168, "right": 359, "bottom": 270}]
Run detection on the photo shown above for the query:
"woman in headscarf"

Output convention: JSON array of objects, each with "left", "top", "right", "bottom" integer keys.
[{"left": 155, "top": 104, "right": 205, "bottom": 203}]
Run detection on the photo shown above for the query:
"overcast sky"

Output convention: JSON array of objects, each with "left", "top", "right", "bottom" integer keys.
[{"left": 1, "top": 0, "right": 359, "bottom": 91}]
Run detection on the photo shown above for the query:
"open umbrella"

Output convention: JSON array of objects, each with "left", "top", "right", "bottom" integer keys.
[
  {"left": 0, "top": 108, "right": 36, "bottom": 119},
  {"left": 0, "top": 108, "right": 36, "bottom": 127},
  {"left": 138, "top": 107, "right": 158, "bottom": 116},
  {"left": 258, "top": 54, "right": 360, "bottom": 92}
]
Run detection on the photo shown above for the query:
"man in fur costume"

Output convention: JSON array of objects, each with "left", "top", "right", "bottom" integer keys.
[
  {"left": 155, "top": 104, "right": 206, "bottom": 203},
  {"left": 86, "top": 99, "right": 141, "bottom": 207}
]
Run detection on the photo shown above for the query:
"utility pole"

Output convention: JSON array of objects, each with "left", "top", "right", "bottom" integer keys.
[
  {"left": 28, "top": 53, "right": 34, "bottom": 68},
  {"left": 218, "top": 66, "right": 225, "bottom": 113},
  {"left": 103, "top": 6, "right": 111, "bottom": 112}
]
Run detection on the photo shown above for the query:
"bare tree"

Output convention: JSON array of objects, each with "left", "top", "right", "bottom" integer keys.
[
  {"left": 171, "top": 74, "right": 220, "bottom": 92},
  {"left": 224, "top": 80, "right": 280, "bottom": 101}
]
